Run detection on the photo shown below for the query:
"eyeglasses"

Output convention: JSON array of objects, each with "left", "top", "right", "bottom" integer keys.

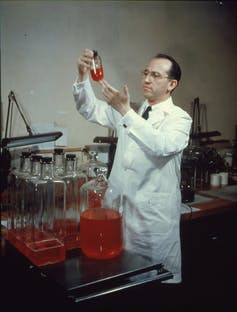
[{"left": 141, "top": 69, "right": 170, "bottom": 80}]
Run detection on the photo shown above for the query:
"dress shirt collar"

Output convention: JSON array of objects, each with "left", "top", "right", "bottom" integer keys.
[{"left": 139, "top": 97, "right": 174, "bottom": 116}]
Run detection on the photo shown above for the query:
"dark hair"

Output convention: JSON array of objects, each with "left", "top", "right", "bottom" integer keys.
[{"left": 154, "top": 53, "right": 181, "bottom": 81}]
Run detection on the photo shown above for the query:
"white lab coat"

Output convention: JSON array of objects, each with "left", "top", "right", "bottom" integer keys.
[{"left": 73, "top": 79, "right": 192, "bottom": 283}]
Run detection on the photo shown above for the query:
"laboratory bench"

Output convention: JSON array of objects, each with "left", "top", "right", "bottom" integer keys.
[
  {"left": 1, "top": 185, "right": 237, "bottom": 311},
  {"left": 180, "top": 184, "right": 237, "bottom": 310}
]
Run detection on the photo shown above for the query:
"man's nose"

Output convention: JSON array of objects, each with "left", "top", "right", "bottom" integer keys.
[{"left": 144, "top": 73, "right": 153, "bottom": 83}]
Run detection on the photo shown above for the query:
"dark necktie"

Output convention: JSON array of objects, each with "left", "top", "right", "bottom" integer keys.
[{"left": 142, "top": 106, "right": 152, "bottom": 120}]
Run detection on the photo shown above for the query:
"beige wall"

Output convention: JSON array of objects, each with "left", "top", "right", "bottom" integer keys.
[{"left": 1, "top": 0, "right": 237, "bottom": 148}]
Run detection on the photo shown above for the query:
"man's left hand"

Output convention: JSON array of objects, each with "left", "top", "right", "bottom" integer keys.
[{"left": 100, "top": 80, "right": 131, "bottom": 116}]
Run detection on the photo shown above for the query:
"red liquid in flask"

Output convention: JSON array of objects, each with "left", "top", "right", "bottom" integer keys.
[
  {"left": 90, "top": 67, "right": 104, "bottom": 81},
  {"left": 24, "top": 228, "right": 65, "bottom": 266},
  {"left": 64, "top": 219, "right": 80, "bottom": 250},
  {"left": 25, "top": 237, "right": 65, "bottom": 266},
  {"left": 9, "top": 228, "right": 65, "bottom": 266},
  {"left": 80, "top": 208, "right": 123, "bottom": 259}
]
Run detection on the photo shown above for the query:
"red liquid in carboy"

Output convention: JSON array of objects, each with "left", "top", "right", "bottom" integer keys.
[
  {"left": 80, "top": 208, "right": 123, "bottom": 259},
  {"left": 90, "top": 67, "right": 104, "bottom": 81}
]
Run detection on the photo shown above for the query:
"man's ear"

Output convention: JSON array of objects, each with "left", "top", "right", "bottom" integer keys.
[{"left": 168, "top": 79, "right": 178, "bottom": 92}]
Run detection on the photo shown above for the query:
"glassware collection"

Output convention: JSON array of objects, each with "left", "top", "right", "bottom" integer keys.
[{"left": 6, "top": 147, "right": 124, "bottom": 266}]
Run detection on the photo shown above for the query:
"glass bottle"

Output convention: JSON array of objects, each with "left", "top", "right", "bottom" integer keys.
[
  {"left": 7, "top": 152, "right": 22, "bottom": 247},
  {"left": 90, "top": 50, "right": 104, "bottom": 82},
  {"left": 7, "top": 151, "right": 32, "bottom": 253},
  {"left": 27, "top": 154, "right": 42, "bottom": 234},
  {"left": 30, "top": 155, "right": 42, "bottom": 180},
  {"left": 23, "top": 156, "right": 66, "bottom": 266},
  {"left": 80, "top": 167, "right": 123, "bottom": 259},
  {"left": 63, "top": 153, "right": 87, "bottom": 250},
  {"left": 53, "top": 148, "right": 65, "bottom": 178}
]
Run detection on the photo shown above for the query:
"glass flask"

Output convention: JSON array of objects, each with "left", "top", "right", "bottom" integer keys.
[
  {"left": 19, "top": 155, "right": 42, "bottom": 253},
  {"left": 53, "top": 148, "right": 65, "bottom": 178},
  {"left": 23, "top": 156, "right": 66, "bottom": 266},
  {"left": 30, "top": 155, "right": 42, "bottom": 180},
  {"left": 80, "top": 167, "right": 123, "bottom": 259},
  {"left": 90, "top": 50, "right": 104, "bottom": 82},
  {"left": 7, "top": 151, "right": 32, "bottom": 253},
  {"left": 63, "top": 153, "right": 87, "bottom": 250}
]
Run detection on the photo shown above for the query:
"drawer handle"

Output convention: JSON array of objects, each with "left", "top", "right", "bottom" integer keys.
[{"left": 210, "top": 235, "right": 219, "bottom": 240}]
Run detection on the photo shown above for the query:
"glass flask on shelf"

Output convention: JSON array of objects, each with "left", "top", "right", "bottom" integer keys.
[
  {"left": 30, "top": 155, "right": 42, "bottom": 180},
  {"left": 63, "top": 153, "right": 87, "bottom": 250},
  {"left": 19, "top": 154, "right": 43, "bottom": 253},
  {"left": 80, "top": 167, "right": 123, "bottom": 260},
  {"left": 7, "top": 151, "right": 32, "bottom": 253},
  {"left": 23, "top": 156, "right": 66, "bottom": 266},
  {"left": 53, "top": 148, "right": 65, "bottom": 178},
  {"left": 79, "top": 150, "right": 108, "bottom": 180},
  {"left": 90, "top": 50, "right": 104, "bottom": 82}
]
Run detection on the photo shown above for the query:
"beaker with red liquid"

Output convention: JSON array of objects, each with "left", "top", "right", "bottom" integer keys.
[
  {"left": 80, "top": 168, "right": 123, "bottom": 259},
  {"left": 90, "top": 50, "right": 104, "bottom": 82}
]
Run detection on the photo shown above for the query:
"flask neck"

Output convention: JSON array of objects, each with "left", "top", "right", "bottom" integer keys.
[
  {"left": 95, "top": 171, "right": 108, "bottom": 186},
  {"left": 31, "top": 161, "right": 41, "bottom": 178},
  {"left": 41, "top": 162, "right": 54, "bottom": 180},
  {"left": 54, "top": 154, "right": 65, "bottom": 176},
  {"left": 88, "top": 151, "right": 98, "bottom": 162},
  {"left": 20, "top": 158, "right": 31, "bottom": 176},
  {"left": 65, "top": 159, "right": 77, "bottom": 175}
]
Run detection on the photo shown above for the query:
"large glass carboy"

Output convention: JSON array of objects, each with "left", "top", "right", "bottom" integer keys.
[{"left": 80, "top": 168, "right": 123, "bottom": 259}]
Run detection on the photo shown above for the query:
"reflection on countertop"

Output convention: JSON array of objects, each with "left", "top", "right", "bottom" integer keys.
[
  {"left": 199, "top": 184, "right": 237, "bottom": 202},
  {"left": 181, "top": 194, "right": 214, "bottom": 214},
  {"left": 181, "top": 185, "right": 237, "bottom": 220}
]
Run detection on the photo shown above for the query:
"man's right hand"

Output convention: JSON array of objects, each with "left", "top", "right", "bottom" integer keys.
[{"left": 77, "top": 49, "right": 94, "bottom": 82}]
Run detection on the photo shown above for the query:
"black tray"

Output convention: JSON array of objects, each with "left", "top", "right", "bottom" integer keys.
[{"left": 4, "top": 242, "right": 172, "bottom": 304}]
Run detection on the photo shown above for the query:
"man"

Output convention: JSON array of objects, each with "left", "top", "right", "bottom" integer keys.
[{"left": 72, "top": 49, "right": 192, "bottom": 283}]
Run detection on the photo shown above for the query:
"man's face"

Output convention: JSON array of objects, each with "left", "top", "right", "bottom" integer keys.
[{"left": 141, "top": 58, "right": 177, "bottom": 104}]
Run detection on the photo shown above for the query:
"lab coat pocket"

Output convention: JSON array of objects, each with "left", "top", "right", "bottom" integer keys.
[
  {"left": 137, "top": 192, "right": 172, "bottom": 234},
  {"left": 125, "top": 230, "right": 171, "bottom": 264}
]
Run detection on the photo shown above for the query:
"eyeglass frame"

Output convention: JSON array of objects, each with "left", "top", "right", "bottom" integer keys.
[{"left": 141, "top": 69, "right": 172, "bottom": 80}]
